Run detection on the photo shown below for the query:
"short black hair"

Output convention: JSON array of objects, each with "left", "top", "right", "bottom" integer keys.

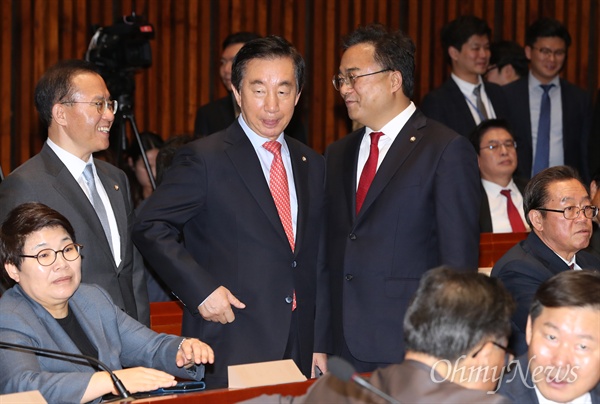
[
  {"left": 155, "top": 134, "right": 194, "bottom": 186},
  {"left": 525, "top": 18, "right": 572, "bottom": 48},
  {"left": 441, "top": 15, "right": 491, "bottom": 65},
  {"left": 468, "top": 118, "right": 515, "bottom": 155},
  {"left": 341, "top": 23, "right": 416, "bottom": 98},
  {"left": 231, "top": 35, "right": 305, "bottom": 94},
  {"left": 222, "top": 32, "right": 261, "bottom": 50},
  {"left": 489, "top": 40, "right": 529, "bottom": 78},
  {"left": 523, "top": 165, "right": 584, "bottom": 227},
  {"left": 1, "top": 203, "right": 76, "bottom": 271},
  {"left": 530, "top": 270, "right": 600, "bottom": 322},
  {"left": 34, "top": 59, "right": 101, "bottom": 128},
  {"left": 404, "top": 267, "right": 514, "bottom": 361}
]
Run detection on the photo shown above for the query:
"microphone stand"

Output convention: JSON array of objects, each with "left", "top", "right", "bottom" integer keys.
[{"left": 0, "top": 340, "right": 133, "bottom": 401}]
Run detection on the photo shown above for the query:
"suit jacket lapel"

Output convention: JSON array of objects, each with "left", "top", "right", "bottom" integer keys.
[
  {"left": 225, "top": 124, "right": 292, "bottom": 251},
  {"left": 288, "top": 139, "right": 309, "bottom": 256},
  {"left": 340, "top": 130, "right": 364, "bottom": 222},
  {"left": 356, "top": 110, "right": 427, "bottom": 221}
]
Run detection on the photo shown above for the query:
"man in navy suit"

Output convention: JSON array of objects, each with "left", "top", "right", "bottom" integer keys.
[
  {"left": 327, "top": 23, "right": 480, "bottom": 373},
  {"left": 497, "top": 271, "right": 600, "bottom": 403},
  {"left": 502, "top": 18, "right": 593, "bottom": 181},
  {"left": 420, "top": 15, "right": 509, "bottom": 137},
  {"left": 491, "top": 166, "right": 600, "bottom": 355},
  {"left": 133, "top": 36, "right": 329, "bottom": 388},
  {"left": 469, "top": 119, "right": 529, "bottom": 233},
  {"left": 0, "top": 60, "right": 149, "bottom": 324}
]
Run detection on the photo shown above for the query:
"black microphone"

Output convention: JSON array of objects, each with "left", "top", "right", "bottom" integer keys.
[
  {"left": 0, "top": 340, "right": 132, "bottom": 400},
  {"left": 328, "top": 356, "right": 401, "bottom": 404}
]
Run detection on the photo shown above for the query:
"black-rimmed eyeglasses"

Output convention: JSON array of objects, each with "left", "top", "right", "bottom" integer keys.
[
  {"left": 59, "top": 99, "right": 118, "bottom": 115},
  {"left": 332, "top": 69, "right": 392, "bottom": 91},
  {"left": 20, "top": 243, "right": 83, "bottom": 266},
  {"left": 480, "top": 140, "right": 517, "bottom": 151},
  {"left": 536, "top": 205, "right": 598, "bottom": 220},
  {"left": 472, "top": 341, "right": 514, "bottom": 369}
]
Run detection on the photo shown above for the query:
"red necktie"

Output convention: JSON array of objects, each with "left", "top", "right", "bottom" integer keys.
[
  {"left": 356, "top": 132, "right": 384, "bottom": 214},
  {"left": 263, "top": 140, "right": 296, "bottom": 310},
  {"left": 500, "top": 189, "right": 527, "bottom": 232}
]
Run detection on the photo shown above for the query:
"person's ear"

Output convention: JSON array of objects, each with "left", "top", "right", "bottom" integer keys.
[
  {"left": 448, "top": 46, "right": 460, "bottom": 62},
  {"left": 390, "top": 71, "right": 403, "bottom": 94},
  {"left": 52, "top": 103, "right": 68, "bottom": 127},
  {"left": 470, "top": 341, "right": 495, "bottom": 366},
  {"left": 529, "top": 209, "right": 543, "bottom": 231},
  {"left": 4, "top": 263, "right": 20, "bottom": 283},
  {"left": 231, "top": 85, "right": 242, "bottom": 109},
  {"left": 524, "top": 46, "right": 532, "bottom": 61},
  {"left": 525, "top": 315, "right": 533, "bottom": 346}
]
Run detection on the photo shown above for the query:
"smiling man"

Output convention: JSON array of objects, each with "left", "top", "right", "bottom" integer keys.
[
  {"left": 503, "top": 18, "right": 593, "bottom": 181},
  {"left": 133, "top": 36, "right": 329, "bottom": 388},
  {"left": 491, "top": 166, "right": 600, "bottom": 356},
  {"left": 469, "top": 119, "right": 529, "bottom": 233},
  {"left": 497, "top": 270, "right": 600, "bottom": 403},
  {"left": 0, "top": 59, "right": 149, "bottom": 325},
  {"left": 326, "top": 23, "right": 480, "bottom": 373},
  {"left": 420, "top": 15, "right": 509, "bottom": 137}
]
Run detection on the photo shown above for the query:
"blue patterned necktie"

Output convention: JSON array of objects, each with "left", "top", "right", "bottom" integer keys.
[{"left": 533, "top": 84, "right": 554, "bottom": 175}]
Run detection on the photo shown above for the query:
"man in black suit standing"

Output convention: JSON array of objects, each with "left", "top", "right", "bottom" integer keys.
[
  {"left": 194, "top": 32, "right": 306, "bottom": 143},
  {"left": 491, "top": 166, "right": 600, "bottom": 356},
  {"left": 469, "top": 119, "right": 529, "bottom": 233},
  {"left": 0, "top": 60, "right": 149, "bottom": 324},
  {"left": 420, "top": 15, "right": 509, "bottom": 137},
  {"left": 502, "top": 18, "right": 593, "bottom": 181},
  {"left": 134, "top": 36, "right": 329, "bottom": 388},
  {"left": 326, "top": 23, "right": 480, "bottom": 373}
]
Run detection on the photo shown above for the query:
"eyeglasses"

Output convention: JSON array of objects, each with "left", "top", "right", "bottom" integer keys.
[
  {"left": 472, "top": 341, "right": 515, "bottom": 369},
  {"left": 480, "top": 140, "right": 517, "bottom": 152},
  {"left": 332, "top": 69, "right": 391, "bottom": 91},
  {"left": 536, "top": 205, "right": 599, "bottom": 220},
  {"left": 20, "top": 243, "right": 83, "bottom": 266},
  {"left": 532, "top": 46, "right": 567, "bottom": 58},
  {"left": 60, "top": 99, "right": 118, "bottom": 115}
]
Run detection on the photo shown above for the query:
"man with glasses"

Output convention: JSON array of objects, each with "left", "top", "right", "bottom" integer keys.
[
  {"left": 497, "top": 270, "right": 600, "bottom": 403},
  {"left": 502, "top": 18, "right": 593, "bottom": 181},
  {"left": 0, "top": 59, "right": 149, "bottom": 325},
  {"left": 491, "top": 165, "right": 600, "bottom": 356},
  {"left": 420, "top": 15, "right": 509, "bottom": 137},
  {"left": 469, "top": 119, "right": 529, "bottom": 233},
  {"left": 326, "top": 23, "right": 480, "bottom": 373}
]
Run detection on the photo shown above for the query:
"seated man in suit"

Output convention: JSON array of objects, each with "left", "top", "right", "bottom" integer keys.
[
  {"left": 420, "top": 15, "right": 509, "bottom": 136},
  {"left": 484, "top": 40, "right": 529, "bottom": 86},
  {"left": 194, "top": 32, "right": 306, "bottom": 143},
  {"left": 502, "top": 18, "right": 593, "bottom": 181},
  {"left": 470, "top": 119, "right": 529, "bottom": 233},
  {"left": 245, "top": 267, "right": 514, "bottom": 403},
  {"left": 491, "top": 165, "right": 600, "bottom": 356},
  {"left": 497, "top": 270, "right": 600, "bottom": 403}
]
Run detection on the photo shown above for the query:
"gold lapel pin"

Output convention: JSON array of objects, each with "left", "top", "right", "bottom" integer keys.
[
  {"left": 301, "top": 156, "right": 307, "bottom": 162},
  {"left": 409, "top": 136, "right": 416, "bottom": 142},
  {"left": 114, "top": 185, "right": 119, "bottom": 191}
]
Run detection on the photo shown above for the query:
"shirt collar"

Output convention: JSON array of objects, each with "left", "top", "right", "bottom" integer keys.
[
  {"left": 451, "top": 72, "right": 484, "bottom": 95},
  {"left": 237, "top": 115, "right": 289, "bottom": 156},
  {"left": 46, "top": 138, "right": 94, "bottom": 179},
  {"left": 364, "top": 101, "right": 416, "bottom": 142},
  {"left": 528, "top": 71, "right": 561, "bottom": 91}
]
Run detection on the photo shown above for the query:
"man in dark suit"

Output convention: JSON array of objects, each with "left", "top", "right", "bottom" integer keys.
[
  {"left": 491, "top": 166, "right": 600, "bottom": 355},
  {"left": 245, "top": 267, "right": 514, "bottom": 403},
  {"left": 469, "top": 119, "right": 529, "bottom": 233},
  {"left": 133, "top": 36, "right": 329, "bottom": 388},
  {"left": 497, "top": 271, "right": 600, "bottom": 403},
  {"left": 502, "top": 18, "right": 593, "bottom": 181},
  {"left": 327, "top": 24, "right": 480, "bottom": 373},
  {"left": 420, "top": 15, "right": 509, "bottom": 137},
  {"left": 0, "top": 60, "right": 149, "bottom": 324},
  {"left": 194, "top": 32, "right": 306, "bottom": 143}
]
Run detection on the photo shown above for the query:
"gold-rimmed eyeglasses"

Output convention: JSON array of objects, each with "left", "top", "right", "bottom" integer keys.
[
  {"left": 60, "top": 99, "right": 118, "bottom": 115},
  {"left": 536, "top": 205, "right": 598, "bottom": 220},
  {"left": 20, "top": 243, "right": 83, "bottom": 266},
  {"left": 332, "top": 69, "right": 392, "bottom": 91},
  {"left": 532, "top": 46, "right": 566, "bottom": 58}
]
